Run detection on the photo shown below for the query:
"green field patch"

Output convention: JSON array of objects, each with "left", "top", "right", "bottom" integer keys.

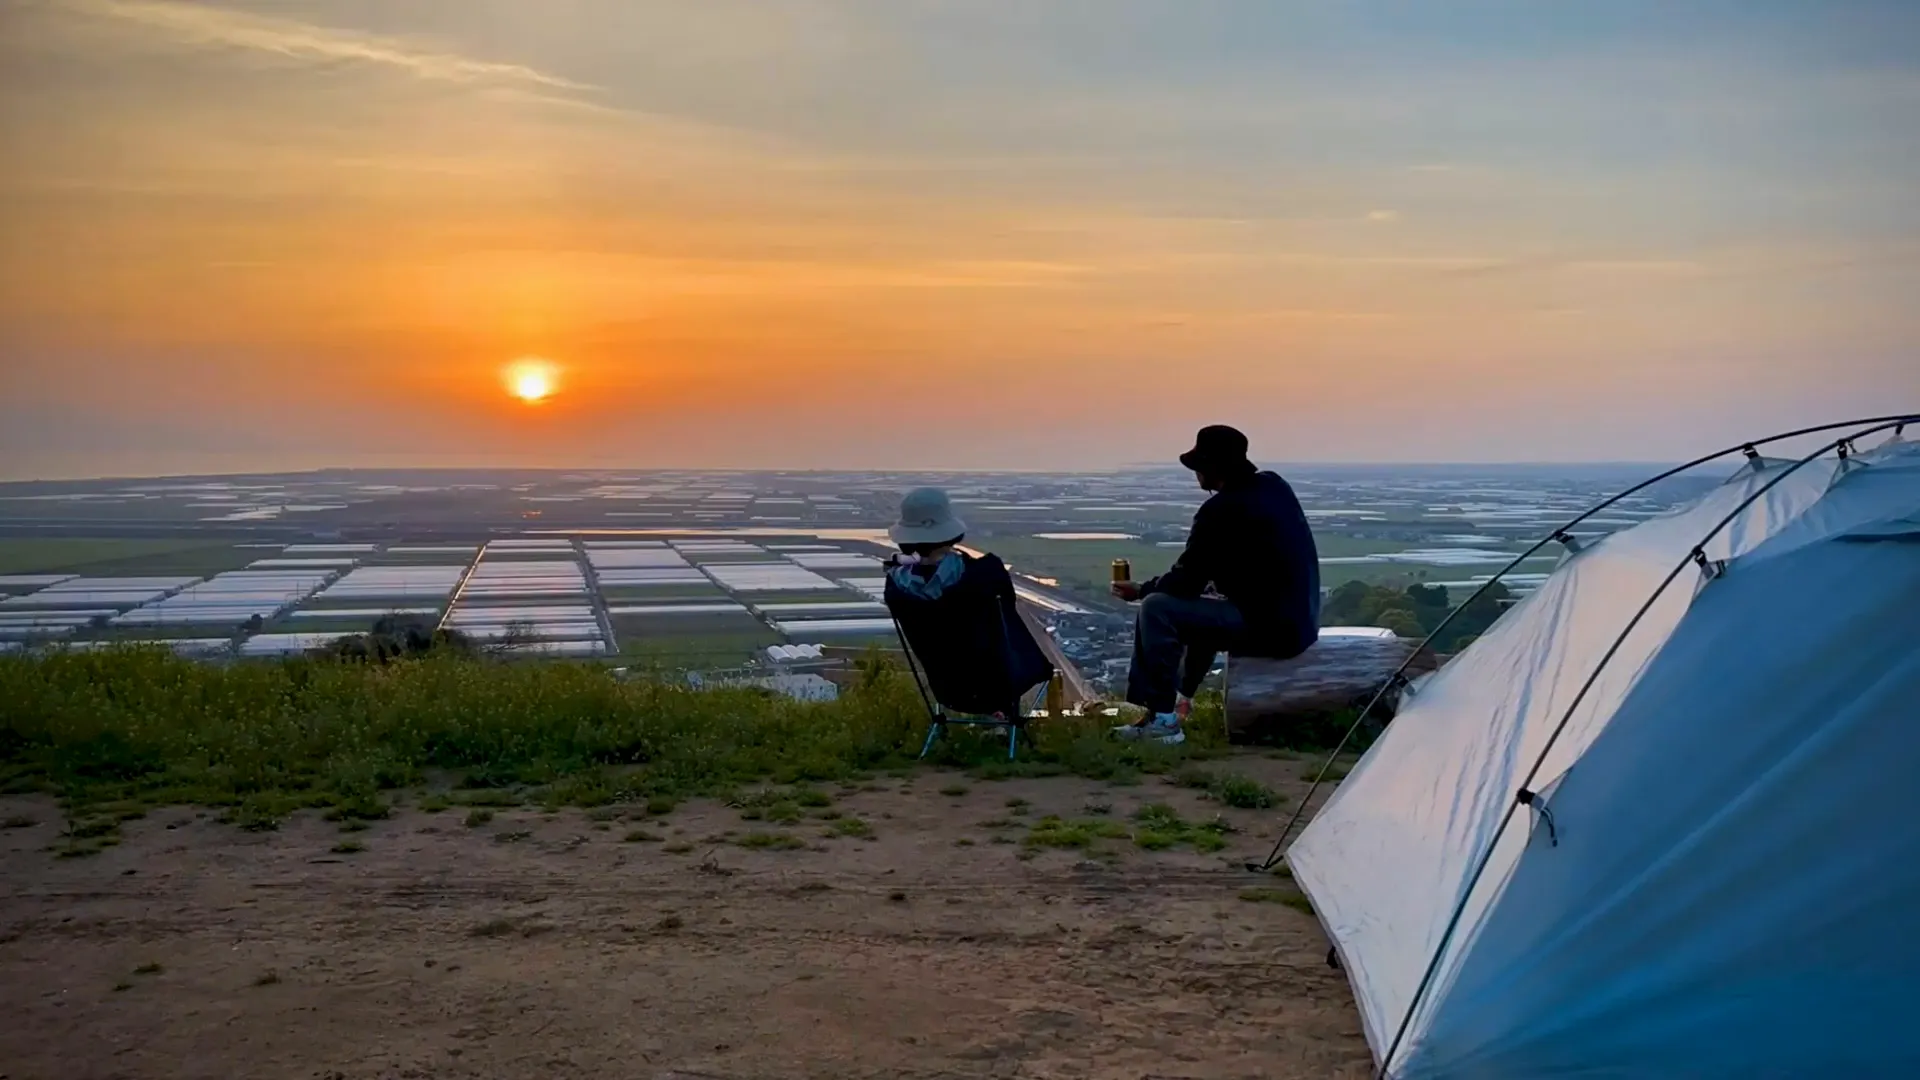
[
  {"left": 977, "top": 536, "right": 1177, "bottom": 596},
  {"left": 1317, "top": 563, "right": 1475, "bottom": 591},
  {"left": 67, "top": 626, "right": 239, "bottom": 644},
  {"left": 783, "top": 630, "right": 897, "bottom": 650},
  {"left": 0, "top": 538, "right": 254, "bottom": 577},
  {"left": 735, "top": 590, "right": 874, "bottom": 606},
  {"left": 610, "top": 612, "right": 767, "bottom": 634},
  {"left": 683, "top": 552, "right": 788, "bottom": 565},
  {"left": 0, "top": 500, "right": 206, "bottom": 526},
  {"left": 979, "top": 533, "right": 1473, "bottom": 599},
  {"left": 598, "top": 585, "right": 729, "bottom": 603},
  {"left": 293, "top": 600, "right": 443, "bottom": 617},
  {"left": 264, "top": 617, "right": 377, "bottom": 636},
  {"left": 613, "top": 624, "right": 782, "bottom": 668}
]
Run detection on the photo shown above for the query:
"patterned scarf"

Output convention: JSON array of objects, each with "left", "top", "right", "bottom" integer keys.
[{"left": 887, "top": 551, "right": 966, "bottom": 600}]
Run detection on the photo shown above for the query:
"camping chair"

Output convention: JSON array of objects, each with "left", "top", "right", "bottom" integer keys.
[{"left": 883, "top": 554, "right": 1054, "bottom": 760}]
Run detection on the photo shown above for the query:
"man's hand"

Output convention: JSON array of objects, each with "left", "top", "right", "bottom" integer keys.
[{"left": 1110, "top": 581, "right": 1143, "bottom": 602}]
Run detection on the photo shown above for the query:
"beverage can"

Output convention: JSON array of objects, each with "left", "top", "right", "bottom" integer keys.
[{"left": 1111, "top": 558, "right": 1131, "bottom": 583}]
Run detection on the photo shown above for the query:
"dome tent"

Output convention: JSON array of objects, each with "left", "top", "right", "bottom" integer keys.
[{"left": 1285, "top": 420, "right": 1920, "bottom": 1078}]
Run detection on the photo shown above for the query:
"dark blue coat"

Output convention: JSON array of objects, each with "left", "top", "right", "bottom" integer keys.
[{"left": 1143, "top": 470, "right": 1321, "bottom": 658}]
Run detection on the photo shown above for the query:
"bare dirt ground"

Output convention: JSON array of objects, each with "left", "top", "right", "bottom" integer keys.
[{"left": 0, "top": 753, "right": 1370, "bottom": 1080}]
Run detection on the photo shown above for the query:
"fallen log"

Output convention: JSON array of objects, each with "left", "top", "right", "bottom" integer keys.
[{"left": 1224, "top": 635, "right": 1441, "bottom": 743}]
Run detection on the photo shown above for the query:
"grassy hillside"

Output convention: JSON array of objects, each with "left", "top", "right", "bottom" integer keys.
[{"left": 0, "top": 648, "right": 1245, "bottom": 854}]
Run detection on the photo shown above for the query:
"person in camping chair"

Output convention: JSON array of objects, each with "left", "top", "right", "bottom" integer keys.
[
  {"left": 1110, "top": 425, "right": 1320, "bottom": 744},
  {"left": 884, "top": 487, "right": 1051, "bottom": 728}
]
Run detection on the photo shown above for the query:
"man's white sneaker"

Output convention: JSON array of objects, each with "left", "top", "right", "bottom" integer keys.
[{"left": 1113, "top": 713, "right": 1186, "bottom": 745}]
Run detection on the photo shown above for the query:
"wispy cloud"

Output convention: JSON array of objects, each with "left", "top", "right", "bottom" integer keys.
[
  {"left": 58, "top": 0, "right": 592, "bottom": 94},
  {"left": 1435, "top": 255, "right": 1712, "bottom": 279}
]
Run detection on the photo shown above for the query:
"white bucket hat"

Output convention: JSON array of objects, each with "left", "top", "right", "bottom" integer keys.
[{"left": 889, "top": 487, "right": 966, "bottom": 546}]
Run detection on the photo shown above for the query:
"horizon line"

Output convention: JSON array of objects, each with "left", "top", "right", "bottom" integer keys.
[{"left": 0, "top": 459, "right": 1720, "bottom": 486}]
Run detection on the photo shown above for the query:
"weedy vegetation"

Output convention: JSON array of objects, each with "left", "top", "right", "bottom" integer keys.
[
  {"left": 734, "top": 831, "right": 807, "bottom": 850},
  {"left": 1018, "top": 803, "right": 1236, "bottom": 856},
  {"left": 1171, "top": 767, "right": 1284, "bottom": 810},
  {"left": 0, "top": 648, "right": 1257, "bottom": 840}
]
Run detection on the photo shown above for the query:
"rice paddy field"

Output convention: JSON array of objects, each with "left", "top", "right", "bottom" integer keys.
[
  {"left": 0, "top": 464, "right": 1710, "bottom": 681},
  {"left": 0, "top": 534, "right": 904, "bottom": 667}
]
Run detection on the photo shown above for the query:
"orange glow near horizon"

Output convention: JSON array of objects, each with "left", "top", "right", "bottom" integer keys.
[
  {"left": 0, "top": 1, "right": 1914, "bottom": 479},
  {"left": 505, "top": 358, "right": 559, "bottom": 405}
]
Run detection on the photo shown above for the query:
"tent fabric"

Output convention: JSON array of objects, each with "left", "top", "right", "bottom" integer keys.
[
  {"left": 1414, "top": 504, "right": 1920, "bottom": 1076},
  {"left": 1287, "top": 440, "right": 1920, "bottom": 1078}
]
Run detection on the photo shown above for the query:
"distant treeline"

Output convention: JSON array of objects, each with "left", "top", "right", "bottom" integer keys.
[
  {"left": 315, "top": 614, "right": 475, "bottom": 663},
  {"left": 1321, "top": 580, "right": 1513, "bottom": 654}
]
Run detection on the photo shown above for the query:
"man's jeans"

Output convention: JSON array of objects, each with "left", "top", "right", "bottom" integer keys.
[{"left": 1125, "top": 593, "right": 1246, "bottom": 715}]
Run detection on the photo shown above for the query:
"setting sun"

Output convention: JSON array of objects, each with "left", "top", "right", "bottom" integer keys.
[{"left": 504, "top": 359, "right": 559, "bottom": 405}]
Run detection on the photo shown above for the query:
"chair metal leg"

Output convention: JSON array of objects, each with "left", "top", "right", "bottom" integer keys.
[
  {"left": 1221, "top": 655, "right": 1234, "bottom": 745},
  {"left": 1007, "top": 723, "right": 1019, "bottom": 761},
  {"left": 919, "top": 721, "right": 942, "bottom": 759}
]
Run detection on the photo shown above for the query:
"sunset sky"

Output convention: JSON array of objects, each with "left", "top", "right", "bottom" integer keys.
[{"left": 2, "top": 0, "right": 1917, "bottom": 478}]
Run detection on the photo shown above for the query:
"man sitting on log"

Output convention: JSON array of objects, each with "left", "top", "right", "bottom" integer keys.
[{"left": 1110, "top": 425, "right": 1320, "bottom": 744}]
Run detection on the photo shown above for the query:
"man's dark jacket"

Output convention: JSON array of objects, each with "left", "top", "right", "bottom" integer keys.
[{"left": 1141, "top": 470, "right": 1320, "bottom": 658}]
